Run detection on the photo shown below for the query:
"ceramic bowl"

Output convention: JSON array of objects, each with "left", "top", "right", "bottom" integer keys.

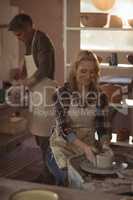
[
  {"left": 127, "top": 54, "right": 133, "bottom": 64},
  {"left": 128, "top": 19, "right": 133, "bottom": 27},
  {"left": 91, "top": 0, "right": 116, "bottom": 11},
  {"left": 109, "top": 15, "right": 123, "bottom": 28},
  {"left": 10, "top": 189, "right": 59, "bottom": 200},
  {"left": 80, "top": 12, "right": 107, "bottom": 27},
  {"left": 117, "top": 128, "right": 130, "bottom": 142}
]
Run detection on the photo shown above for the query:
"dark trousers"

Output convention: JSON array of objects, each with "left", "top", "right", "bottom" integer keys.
[
  {"left": 46, "top": 148, "right": 67, "bottom": 186},
  {"left": 35, "top": 135, "right": 49, "bottom": 157},
  {"left": 35, "top": 136, "right": 52, "bottom": 179}
]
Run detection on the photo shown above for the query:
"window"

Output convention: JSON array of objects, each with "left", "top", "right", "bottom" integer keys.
[{"left": 80, "top": 0, "right": 133, "bottom": 66}]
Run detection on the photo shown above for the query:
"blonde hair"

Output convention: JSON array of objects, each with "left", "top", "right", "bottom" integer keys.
[{"left": 68, "top": 50, "right": 100, "bottom": 91}]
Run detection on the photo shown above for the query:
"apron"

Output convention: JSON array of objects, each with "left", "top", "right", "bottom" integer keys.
[
  {"left": 25, "top": 31, "right": 57, "bottom": 136},
  {"left": 50, "top": 103, "right": 97, "bottom": 169},
  {"left": 29, "top": 78, "right": 57, "bottom": 137},
  {"left": 24, "top": 31, "right": 37, "bottom": 78}
]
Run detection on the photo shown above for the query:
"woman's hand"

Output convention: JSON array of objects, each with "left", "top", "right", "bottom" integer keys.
[
  {"left": 83, "top": 144, "right": 96, "bottom": 166},
  {"left": 73, "top": 138, "right": 96, "bottom": 166}
]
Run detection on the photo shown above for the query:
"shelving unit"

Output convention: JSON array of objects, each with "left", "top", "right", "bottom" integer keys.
[
  {"left": 63, "top": 0, "right": 133, "bottom": 81},
  {"left": 63, "top": 0, "right": 133, "bottom": 144},
  {"left": 66, "top": 27, "right": 133, "bottom": 31}
]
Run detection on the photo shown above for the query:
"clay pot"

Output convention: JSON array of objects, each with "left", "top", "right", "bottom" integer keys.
[
  {"left": 80, "top": 12, "right": 107, "bottom": 27},
  {"left": 117, "top": 128, "right": 130, "bottom": 141},
  {"left": 100, "top": 84, "right": 122, "bottom": 103},
  {"left": 127, "top": 54, "right": 133, "bottom": 64},
  {"left": 92, "top": 0, "right": 116, "bottom": 11},
  {"left": 96, "top": 153, "right": 113, "bottom": 168},
  {"left": 128, "top": 19, "right": 133, "bottom": 27},
  {"left": 109, "top": 15, "right": 123, "bottom": 28},
  {"left": 96, "top": 147, "right": 114, "bottom": 169}
]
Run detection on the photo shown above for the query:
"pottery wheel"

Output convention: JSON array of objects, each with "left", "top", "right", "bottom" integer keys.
[{"left": 80, "top": 160, "right": 121, "bottom": 175}]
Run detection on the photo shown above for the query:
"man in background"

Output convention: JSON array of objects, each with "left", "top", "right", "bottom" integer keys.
[{"left": 8, "top": 13, "right": 56, "bottom": 184}]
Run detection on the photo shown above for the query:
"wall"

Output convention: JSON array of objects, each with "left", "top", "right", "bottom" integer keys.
[
  {"left": 0, "top": 0, "right": 19, "bottom": 80},
  {"left": 11, "top": 0, "right": 64, "bottom": 84},
  {"left": 67, "top": 0, "right": 80, "bottom": 64},
  {"left": 0, "top": 0, "right": 16, "bottom": 24}
]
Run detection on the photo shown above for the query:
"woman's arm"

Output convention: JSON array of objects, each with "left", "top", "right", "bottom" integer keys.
[
  {"left": 54, "top": 83, "right": 77, "bottom": 143},
  {"left": 73, "top": 138, "right": 96, "bottom": 164}
]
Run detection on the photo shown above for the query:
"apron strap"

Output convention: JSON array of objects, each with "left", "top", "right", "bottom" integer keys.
[{"left": 31, "top": 30, "right": 37, "bottom": 55}]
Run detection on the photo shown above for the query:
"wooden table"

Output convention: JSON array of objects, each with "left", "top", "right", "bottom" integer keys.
[{"left": 0, "top": 178, "right": 122, "bottom": 200}]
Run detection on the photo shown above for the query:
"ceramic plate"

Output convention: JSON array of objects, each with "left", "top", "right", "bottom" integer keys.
[
  {"left": 80, "top": 160, "right": 122, "bottom": 175},
  {"left": 10, "top": 189, "right": 59, "bottom": 200}
]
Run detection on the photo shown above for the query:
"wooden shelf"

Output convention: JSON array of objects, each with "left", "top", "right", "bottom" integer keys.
[
  {"left": 66, "top": 26, "right": 133, "bottom": 31},
  {"left": 63, "top": 0, "right": 133, "bottom": 80}
]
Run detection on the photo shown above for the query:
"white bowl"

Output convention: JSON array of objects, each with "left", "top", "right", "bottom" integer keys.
[{"left": 10, "top": 189, "right": 59, "bottom": 200}]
